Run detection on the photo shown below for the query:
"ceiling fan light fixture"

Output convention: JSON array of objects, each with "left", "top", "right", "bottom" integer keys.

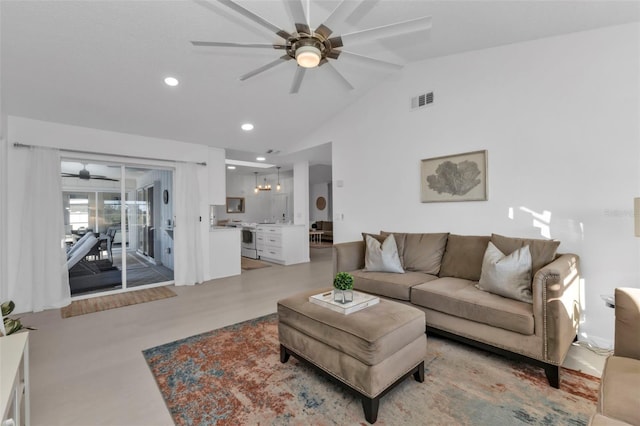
[
  {"left": 296, "top": 45, "right": 321, "bottom": 68},
  {"left": 164, "top": 77, "right": 179, "bottom": 87}
]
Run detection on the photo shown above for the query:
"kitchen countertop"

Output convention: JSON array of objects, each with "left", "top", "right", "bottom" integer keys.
[
  {"left": 209, "top": 226, "right": 241, "bottom": 232},
  {"left": 256, "top": 223, "right": 303, "bottom": 227}
]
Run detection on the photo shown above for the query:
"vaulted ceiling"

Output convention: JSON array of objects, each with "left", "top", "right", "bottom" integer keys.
[{"left": 2, "top": 1, "right": 639, "bottom": 164}]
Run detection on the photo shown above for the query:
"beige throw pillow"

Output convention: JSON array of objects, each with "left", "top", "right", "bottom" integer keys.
[
  {"left": 364, "top": 234, "right": 405, "bottom": 274},
  {"left": 476, "top": 242, "right": 533, "bottom": 303},
  {"left": 490, "top": 233, "right": 560, "bottom": 276}
]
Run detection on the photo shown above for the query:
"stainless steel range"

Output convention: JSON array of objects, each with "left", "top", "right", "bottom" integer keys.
[{"left": 241, "top": 227, "right": 258, "bottom": 259}]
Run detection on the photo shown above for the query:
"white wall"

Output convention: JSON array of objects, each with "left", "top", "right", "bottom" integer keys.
[
  {"left": 310, "top": 183, "right": 329, "bottom": 222},
  {"left": 5, "top": 116, "right": 226, "bottom": 309},
  {"left": 309, "top": 164, "right": 332, "bottom": 223},
  {"left": 301, "top": 23, "right": 640, "bottom": 347},
  {"left": 293, "top": 161, "right": 309, "bottom": 227}
]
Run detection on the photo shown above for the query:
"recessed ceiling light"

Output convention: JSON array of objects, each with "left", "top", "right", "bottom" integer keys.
[
  {"left": 164, "top": 77, "right": 179, "bottom": 87},
  {"left": 256, "top": 156, "right": 266, "bottom": 161},
  {"left": 227, "top": 165, "right": 236, "bottom": 170},
  {"left": 241, "top": 123, "right": 254, "bottom": 131}
]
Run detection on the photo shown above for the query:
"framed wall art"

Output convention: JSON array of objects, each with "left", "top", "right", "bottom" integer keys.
[{"left": 420, "top": 150, "right": 487, "bottom": 202}]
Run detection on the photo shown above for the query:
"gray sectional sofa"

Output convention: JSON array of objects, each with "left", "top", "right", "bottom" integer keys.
[{"left": 333, "top": 231, "right": 581, "bottom": 388}]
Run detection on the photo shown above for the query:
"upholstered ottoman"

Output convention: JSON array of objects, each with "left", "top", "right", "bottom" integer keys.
[{"left": 277, "top": 288, "right": 427, "bottom": 424}]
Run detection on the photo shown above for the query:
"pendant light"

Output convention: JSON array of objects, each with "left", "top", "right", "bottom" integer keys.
[
  {"left": 260, "top": 177, "right": 271, "bottom": 191},
  {"left": 254, "top": 172, "right": 272, "bottom": 192},
  {"left": 276, "top": 166, "right": 281, "bottom": 191}
]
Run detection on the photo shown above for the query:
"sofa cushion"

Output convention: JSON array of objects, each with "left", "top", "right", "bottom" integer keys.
[
  {"left": 588, "top": 413, "right": 631, "bottom": 426},
  {"left": 411, "top": 277, "right": 534, "bottom": 335},
  {"left": 351, "top": 269, "right": 438, "bottom": 301},
  {"left": 363, "top": 234, "right": 404, "bottom": 273},
  {"left": 476, "top": 242, "right": 533, "bottom": 303},
  {"left": 381, "top": 231, "right": 448, "bottom": 275},
  {"left": 491, "top": 233, "right": 560, "bottom": 276},
  {"left": 598, "top": 355, "right": 640, "bottom": 426},
  {"left": 362, "top": 232, "right": 385, "bottom": 244},
  {"left": 439, "top": 235, "right": 491, "bottom": 281}
]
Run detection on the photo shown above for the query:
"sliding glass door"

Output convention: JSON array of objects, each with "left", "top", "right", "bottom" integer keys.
[
  {"left": 61, "top": 160, "right": 174, "bottom": 297},
  {"left": 125, "top": 166, "right": 174, "bottom": 290}
]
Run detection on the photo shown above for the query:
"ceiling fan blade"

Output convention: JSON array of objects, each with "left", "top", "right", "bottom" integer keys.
[
  {"left": 191, "top": 41, "right": 286, "bottom": 49},
  {"left": 216, "top": 0, "right": 292, "bottom": 40},
  {"left": 322, "top": 62, "right": 354, "bottom": 91},
  {"left": 290, "top": 66, "right": 306, "bottom": 94},
  {"left": 339, "top": 51, "right": 403, "bottom": 70},
  {"left": 240, "top": 55, "right": 292, "bottom": 81},
  {"left": 283, "top": 0, "right": 310, "bottom": 34},
  {"left": 344, "top": 0, "right": 380, "bottom": 26},
  {"left": 336, "top": 16, "right": 432, "bottom": 47},
  {"left": 61, "top": 173, "right": 78, "bottom": 178},
  {"left": 93, "top": 177, "right": 120, "bottom": 182},
  {"left": 315, "top": 0, "right": 363, "bottom": 39}
]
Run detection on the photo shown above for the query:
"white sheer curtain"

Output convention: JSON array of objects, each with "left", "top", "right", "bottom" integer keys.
[
  {"left": 174, "top": 163, "right": 204, "bottom": 286},
  {"left": 16, "top": 147, "right": 70, "bottom": 311}
]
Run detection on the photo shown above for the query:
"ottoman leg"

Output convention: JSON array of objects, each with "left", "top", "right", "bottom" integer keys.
[
  {"left": 280, "top": 344, "right": 290, "bottom": 363},
  {"left": 413, "top": 361, "right": 425, "bottom": 383},
  {"left": 361, "top": 396, "right": 380, "bottom": 424}
]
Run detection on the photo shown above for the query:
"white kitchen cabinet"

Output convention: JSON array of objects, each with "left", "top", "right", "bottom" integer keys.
[
  {"left": 209, "top": 227, "right": 241, "bottom": 279},
  {"left": 1, "top": 333, "right": 29, "bottom": 426},
  {"left": 256, "top": 224, "right": 309, "bottom": 265}
]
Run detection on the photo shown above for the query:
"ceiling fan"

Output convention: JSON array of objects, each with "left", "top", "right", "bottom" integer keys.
[
  {"left": 61, "top": 164, "right": 119, "bottom": 182},
  {"left": 191, "top": 0, "right": 432, "bottom": 93}
]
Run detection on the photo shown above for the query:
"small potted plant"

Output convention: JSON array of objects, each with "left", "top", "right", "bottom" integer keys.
[
  {"left": 333, "top": 272, "right": 354, "bottom": 304},
  {"left": 1, "top": 301, "right": 32, "bottom": 336}
]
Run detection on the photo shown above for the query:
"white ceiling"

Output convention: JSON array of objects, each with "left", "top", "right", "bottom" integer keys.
[{"left": 3, "top": 1, "right": 639, "bottom": 166}]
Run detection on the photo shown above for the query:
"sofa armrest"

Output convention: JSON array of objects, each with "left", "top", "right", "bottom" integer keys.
[
  {"left": 333, "top": 241, "right": 365, "bottom": 276},
  {"left": 614, "top": 287, "right": 640, "bottom": 359},
  {"left": 532, "top": 253, "right": 581, "bottom": 364}
]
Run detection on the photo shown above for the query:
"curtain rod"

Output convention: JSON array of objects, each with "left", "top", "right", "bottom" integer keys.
[{"left": 13, "top": 142, "right": 207, "bottom": 166}]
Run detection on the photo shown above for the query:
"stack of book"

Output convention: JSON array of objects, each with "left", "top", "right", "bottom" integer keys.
[{"left": 309, "top": 290, "right": 380, "bottom": 315}]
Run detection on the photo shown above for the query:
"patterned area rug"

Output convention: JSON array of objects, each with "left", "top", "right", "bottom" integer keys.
[
  {"left": 61, "top": 286, "right": 176, "bottom": 318},
  {"left": 143, "top": 314, "right": 598, "bottom": 425},
  {"left": 240, "top": 257, "right": 272, "bottom": 270}
]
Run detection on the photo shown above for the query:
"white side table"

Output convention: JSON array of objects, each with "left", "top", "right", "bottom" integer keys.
[
  {"left": 1, "top": 332, "right": 30, "bottom": 426},
  {"left": 309, "top": 230, "right": 324, "bottom": 244}
]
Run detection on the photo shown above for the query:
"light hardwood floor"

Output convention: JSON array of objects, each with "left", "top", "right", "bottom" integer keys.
[{"left": 20, "top": 247, "right": 604, "bottom": 425}]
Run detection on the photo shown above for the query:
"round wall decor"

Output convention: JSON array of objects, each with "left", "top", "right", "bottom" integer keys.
[
  {"left": 163, "top": 189, "right": 169, "bottom": 204},
  {"left": 316, "top": 196, "right": 327, "bottom": 211}
]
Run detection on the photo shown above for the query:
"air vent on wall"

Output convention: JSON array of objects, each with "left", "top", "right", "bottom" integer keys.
[{"left": 411, "top": 91, "right": 434, "bottom": 110}]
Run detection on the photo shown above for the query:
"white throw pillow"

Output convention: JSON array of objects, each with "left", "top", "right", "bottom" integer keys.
[
  {"left": 476, "top": 242, "right": 532, "bottom": 303},
  {"left": 364, "top": 234, "right": 405, "bottom": 273}
]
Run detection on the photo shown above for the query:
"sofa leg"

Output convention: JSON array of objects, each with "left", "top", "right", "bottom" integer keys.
[
  {"left": 361, "top": 396, "right": 380, "bottom": 424},
  {"left": 280, "top": 344, "right": 290, "bottom": 364},
  {"left": 413, "top": 362, "right": 424, "bottom": 383},
  {"left": 544, "top": 364, "right": 560, "bottom": 388}
]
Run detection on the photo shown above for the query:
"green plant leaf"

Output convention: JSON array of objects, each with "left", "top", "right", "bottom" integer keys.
[
  {"left": 3, "top": 318, "right": 23, "bottom": 335},
  {"left": 1, "top": 300, "right": 15, "bottom": 316},
  {"left": 333, "top": 272, "right": 354, "bottom": 290}
]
